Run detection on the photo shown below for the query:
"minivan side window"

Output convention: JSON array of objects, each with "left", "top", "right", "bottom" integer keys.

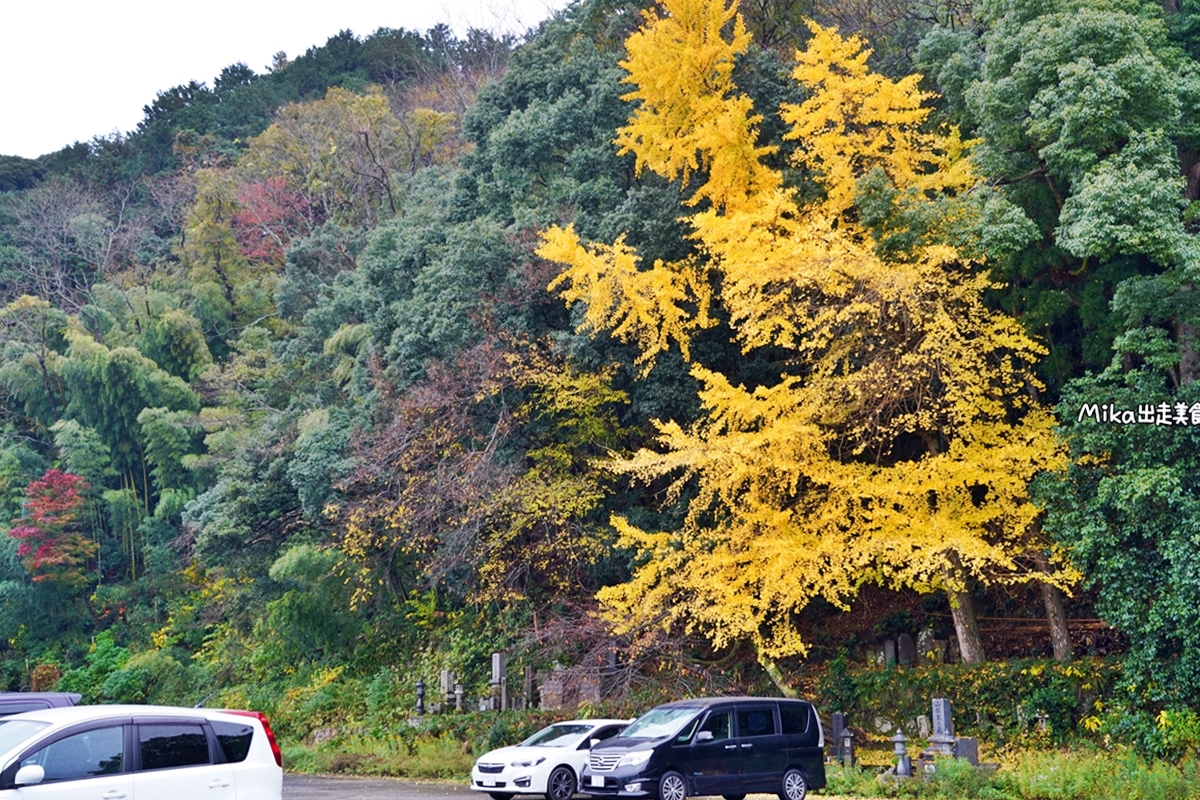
[
  {"left": 779, "top": 703, "right": 811, "bottom": 736},
  {"left": 20, "top": 726, "right": 125, "bottom": 782},
  {"left": 736, "top": 707, "right": 777, "bottom": 737},
  {"left": 139, "top": 723, "right": 210, "bottom": 770},
  {"left": 674, "top": 716, "right": 701, "bottom": 744},
  {"left": 698, "top": 711, "right": 732, "bottom": 741},
  {"left": 593, "top": 726, "right": 623, "bottom": 743},
  {"left": 211, "top": 720, "right": 255, "bottom": 763}
]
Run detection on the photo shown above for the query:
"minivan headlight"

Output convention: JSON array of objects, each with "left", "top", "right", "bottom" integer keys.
[
  {"left": 512, "top": 756, "right": 546, "bottom": 768},
  {"left": 616, "top": 750, "right": 652, "bottom": 768}
]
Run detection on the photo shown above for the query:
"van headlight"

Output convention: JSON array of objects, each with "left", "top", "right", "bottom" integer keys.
[
  {"left": 616, "top": 750, "right": 652, "bottom": 768},
  {"left": 512, "top": 757, "right": 546, "bottom": 767}
]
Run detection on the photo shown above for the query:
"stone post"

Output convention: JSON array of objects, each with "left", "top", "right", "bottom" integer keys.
[
  {"left": 490, "top": 652, "right": 507, "bottom": 711},
  {"left": 441, "top": 670, "right": 455, "bottom": 711},
  {"left": 839, "top": 727, "right": 856, "bottom": 766}
]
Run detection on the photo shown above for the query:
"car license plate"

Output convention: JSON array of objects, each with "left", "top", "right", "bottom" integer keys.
[
  {"left": 482, "top": 779, "right": 496, "bottom": 787},
  {"left": 590, "top": 776, "right": 605, "bottom": 788}
]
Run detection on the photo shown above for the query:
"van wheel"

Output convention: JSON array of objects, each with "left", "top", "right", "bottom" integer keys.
[
  {"left": 547, "top": 766, "right": 577, "bottom": 800},
  {"left": 779, "top": 768, "right": 808, "bottom": 800},
  {"left": 658, "top": 770, "right": 687, "bottom": 800}
]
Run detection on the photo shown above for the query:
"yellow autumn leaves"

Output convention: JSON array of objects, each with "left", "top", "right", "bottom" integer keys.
[{"left": 537, "top": 0, "right": 1072, "bottom": 659}]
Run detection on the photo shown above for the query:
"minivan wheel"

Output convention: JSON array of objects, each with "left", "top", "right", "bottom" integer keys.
[
  {"left": 658, "top": 770, "right": 687, "bottom": 800},
  {"left": 779, "top": 768, "right": 808, "bottom": 800},
  {"left": 547, "top": 766, "right": 577, "bottom": 800}
]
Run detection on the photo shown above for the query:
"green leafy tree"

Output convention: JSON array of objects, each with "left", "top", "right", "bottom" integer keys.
[
  {"left": 248, "top": 544, "right": 363, "bottom": 673},
  {"left": 1040, "top": 355, "right": 1200, "bottom": 702},
  {"left": 58, "top": 321, "right": 200, "bottom": 508},
  {"left": 0, "top": 295, "right": 68, "bottom": 428},
  {"left": 920, "top": 0, "right": 1200, "bottom": 388},
  {"left": 139, "top": 309, "right": 213, "bottom": 382}
]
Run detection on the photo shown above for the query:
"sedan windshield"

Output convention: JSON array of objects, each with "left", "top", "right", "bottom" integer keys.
[
  {"left": 521, "top": 724, "right": 594, "bottom": 747},
  {"left": 618, "top": 708, "right": 700, "bottom": 739},
  {"left": 0, "top": 720, "right": 50, "bottom": 758}
]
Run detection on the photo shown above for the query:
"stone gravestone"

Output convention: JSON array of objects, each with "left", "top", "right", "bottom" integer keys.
[
  {"left": 897, "top": 633, "right": 916, "bottom": 666},
  {"left": 579, "top": 675, "right": 601, "bottom": 705},
  {"left": 884, "top": 639, "right": 897, "bottom": 667},
  {"left": 831, "top": 712, "right": 846, "bottom": 749},
  {"left": 930, "top": 698, "right": 955, "bottom": 754},
  {"left": 954, "top": 737, "right": 979, "bottom": 767},
  {"left": 540, "top": 665, "right": 564, "bottom": 710},
  {"left": 917, "top": 715, "right": 931, "bottom": 738},
  {"left": 919, "top": 699, "right": 955, "bottom": 774},
  {"left": 917, "top": 629, "right": 937, "bottom": 663}
]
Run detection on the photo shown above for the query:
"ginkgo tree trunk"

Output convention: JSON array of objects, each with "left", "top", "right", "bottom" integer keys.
[{"left": 538, "top": 0, "right": 1075, "bottom": 674}]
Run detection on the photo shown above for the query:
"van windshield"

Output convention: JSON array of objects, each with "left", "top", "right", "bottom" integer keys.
[
  {"left": 0, "top": 720, "right": 50, "bottom": 758},
  {"left": 618, "top": 707, "right": 701, "bottom": 739}
]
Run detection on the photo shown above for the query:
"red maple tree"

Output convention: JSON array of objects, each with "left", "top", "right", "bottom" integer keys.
[
  {"left": 8, "top": 469, "right": 97, "bottom": 588},
  {"left": 231, "top": 177, "right": 313, "bottom": 264}
]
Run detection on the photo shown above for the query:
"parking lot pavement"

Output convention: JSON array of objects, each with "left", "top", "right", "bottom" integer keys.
[
  {"left": 284, "top": 775, "right": 474, "bottom": 799},
  {"left": 282, "top": 781, "right": 843, "bottom": 800}
]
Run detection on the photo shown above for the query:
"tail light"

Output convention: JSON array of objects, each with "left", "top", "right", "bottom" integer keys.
[{"left": 226, "top": 710, "right": 283, "bottom": 767}]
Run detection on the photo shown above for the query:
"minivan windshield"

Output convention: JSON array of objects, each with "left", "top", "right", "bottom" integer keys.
[
  {"left": 618, "top": 707, "right": 701, "bottom": 739},
  {"left": 0, "top": 720, "right": 50, "bottom": 758},
  {"left": 521, "top": 724, "right": 593, "bottom": 747}
]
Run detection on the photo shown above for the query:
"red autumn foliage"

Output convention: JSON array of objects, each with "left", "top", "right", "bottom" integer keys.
[
  {"left": 230, "top": 177, "right": 313, "bottom": 264},
  {"left": 7, "top": 469, "right": 97, "bottom": 588}
]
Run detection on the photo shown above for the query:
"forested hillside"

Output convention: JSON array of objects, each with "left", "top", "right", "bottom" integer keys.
[{"left": 3, "top": 0, "right": 1200, "bottom": 742}]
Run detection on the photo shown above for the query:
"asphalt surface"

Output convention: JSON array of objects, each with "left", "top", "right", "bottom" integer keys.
[
  {"left": 281, "top": 779, "right": 818, "bottom": 800},
  {"left": 284, "top": 775, "right": 474, "bottom": 799}
]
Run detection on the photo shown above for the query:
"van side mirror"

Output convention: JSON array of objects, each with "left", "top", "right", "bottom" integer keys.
[
  {"left": 695, "top": 730, "right": 714, "bottom": 742},
  {"left": 590, "top": 738, "right": 600, "bottom": 748},
  {"left": 14, "top": 765, "right": 45, "bottom": 787}
]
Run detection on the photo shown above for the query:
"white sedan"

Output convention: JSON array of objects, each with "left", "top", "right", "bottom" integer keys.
[
  {"left": 0, "top": 704, "right": 282, "bottom": 798},
  {"left": 471, "top": 719, "right": 630, "bottom": 800}
]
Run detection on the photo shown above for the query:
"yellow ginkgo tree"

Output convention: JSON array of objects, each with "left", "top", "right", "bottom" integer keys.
[{"left": 538, "top": 0, "right": 1073, "bottom": 679}]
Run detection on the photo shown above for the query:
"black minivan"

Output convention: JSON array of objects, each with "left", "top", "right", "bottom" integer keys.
[{"left": 580, "top": 697, "right": 825, "bottom": 800}]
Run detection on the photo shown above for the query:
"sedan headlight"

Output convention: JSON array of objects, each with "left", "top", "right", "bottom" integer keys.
[
  {"left": 616, "top": 750, "right": 653, "bottom": 768},
  {"left": 511, "top": 756, "right": 546, "bottom": 768}
]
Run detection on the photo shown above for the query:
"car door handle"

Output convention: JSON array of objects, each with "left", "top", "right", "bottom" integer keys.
[
  {"left": 209, "top": 779, "right": 231, "bottom": 788},
  {"left": 724, "top": 744, "right": 737, "bottom": 750},
  {"left": 102, "top": 792, "right": 128, "bottom": 799},
  {"left": 740, "top": 743, "right": 753, "bottom": 748}
]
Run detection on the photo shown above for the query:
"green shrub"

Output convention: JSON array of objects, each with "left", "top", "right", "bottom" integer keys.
[
  {"left": 828, "top": 750, "right": 1200, "bottom": 800},
  {"left": 808, "top": 657, "right": 1121, "bottom": 745}
]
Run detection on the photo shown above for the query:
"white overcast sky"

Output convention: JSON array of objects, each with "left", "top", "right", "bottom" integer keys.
[{"left": 1, "top": 0, "right": 573, "bottom": 159}]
